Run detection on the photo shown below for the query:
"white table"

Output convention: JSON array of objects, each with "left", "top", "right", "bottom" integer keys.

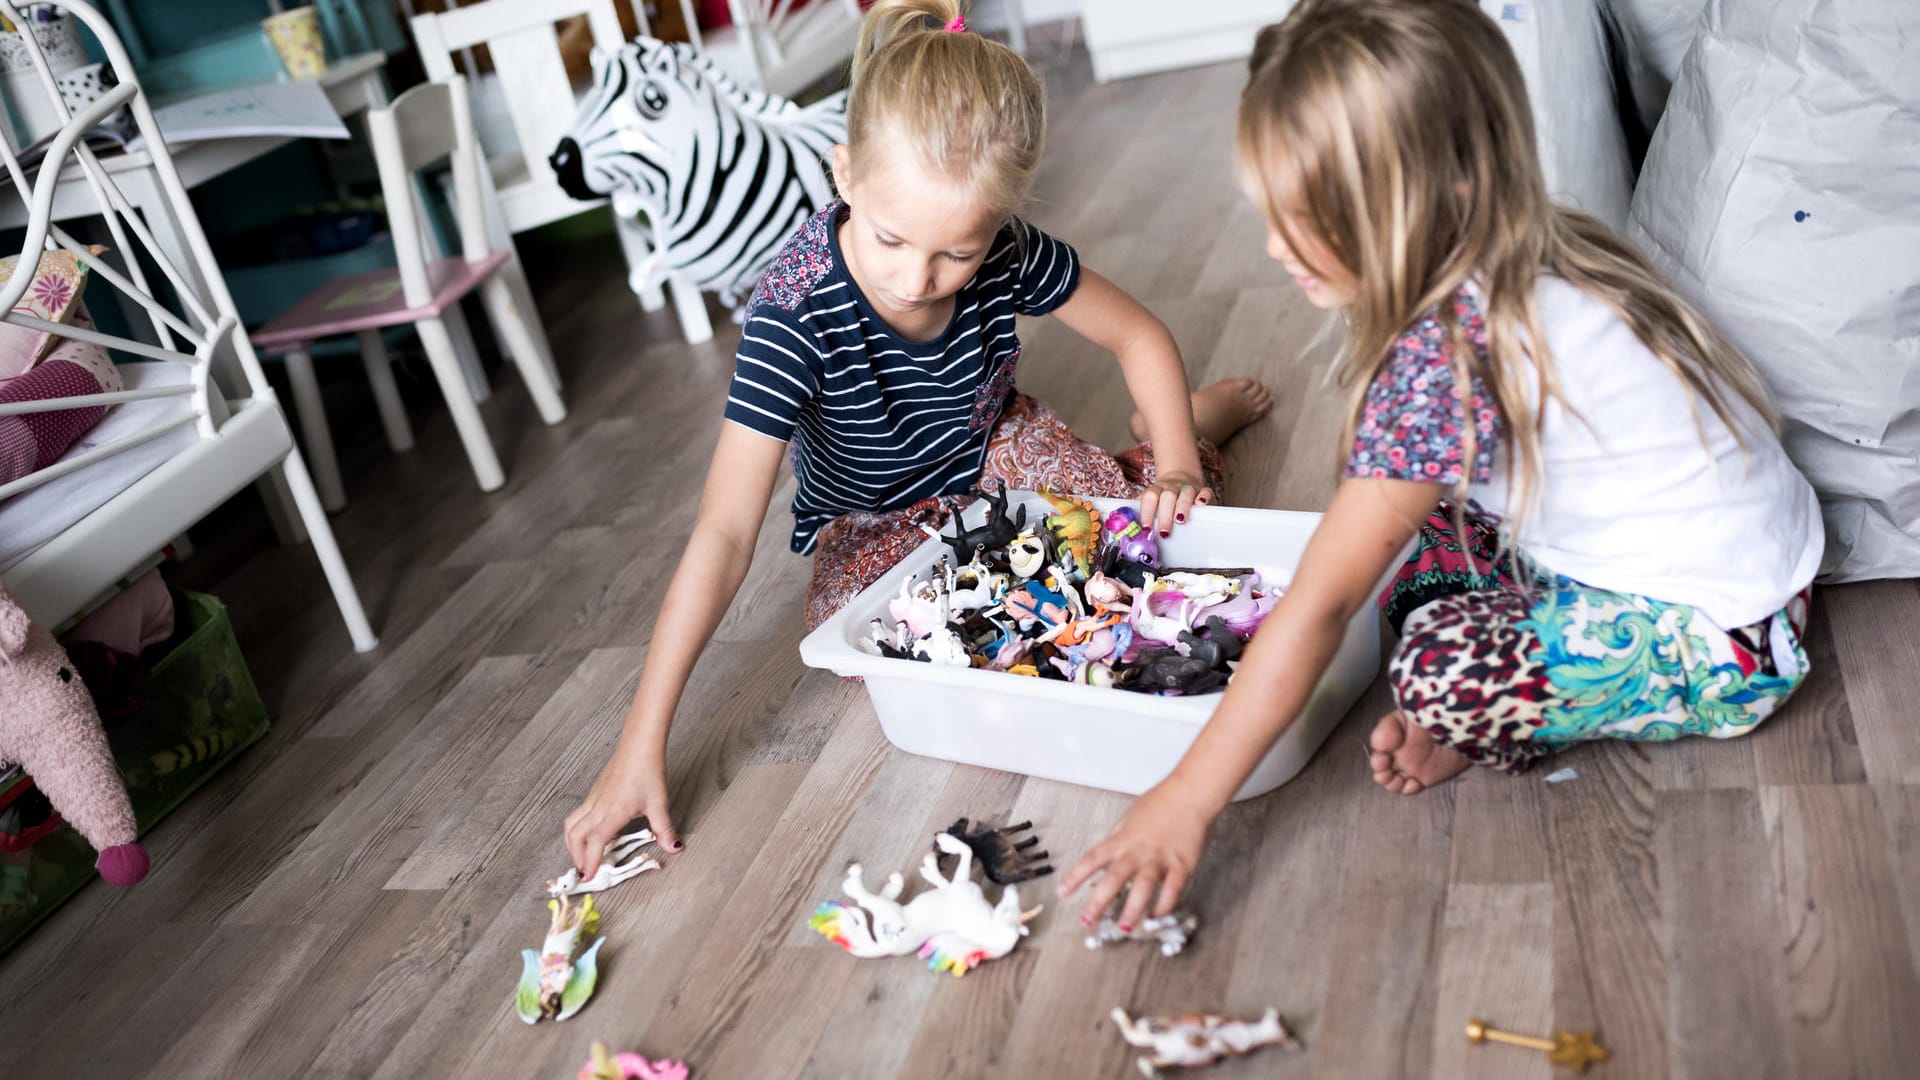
[
  {"left": 0, "top": 54, "right": 468, "bottom": 545},
  {"left": 0, "top": 53, "right": 392, "bottom": 363}
]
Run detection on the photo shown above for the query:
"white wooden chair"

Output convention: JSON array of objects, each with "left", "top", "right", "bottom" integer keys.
[
  {"left": 409, "top": 0, "right": 715, "bottom": 345},
  {"left": 249, "top": 75, "right": 567, "bottom": 511},
  {"left": 676, "top": 0, "right": 863, "bottom": 99},
  {"left": 0, "top": 0, "right": 376, "bottom": 651}
]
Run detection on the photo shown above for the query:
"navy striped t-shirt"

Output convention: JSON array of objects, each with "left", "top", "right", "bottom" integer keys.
[{"left": 723, "top": 201, "right": 1081, "bottom": 553}]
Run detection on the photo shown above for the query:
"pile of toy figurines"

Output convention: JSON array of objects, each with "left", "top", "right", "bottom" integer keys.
[{"left": 855, "top": 485, "right": 1279, "bottom": 695}]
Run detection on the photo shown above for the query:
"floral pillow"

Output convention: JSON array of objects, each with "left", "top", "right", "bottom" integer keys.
[{"left": 0, "top": 248, "right": 99, "bottom": 381}]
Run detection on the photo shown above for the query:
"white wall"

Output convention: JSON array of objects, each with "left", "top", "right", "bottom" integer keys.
[{"left": 970, "top": 0, "right": 1082, "bottom": 33}]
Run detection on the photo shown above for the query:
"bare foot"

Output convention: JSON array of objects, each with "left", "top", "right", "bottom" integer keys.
[
  {"left": 1367, "top": 710, "right": 1471, "bottom": 795},
  {"left": 1130, "top": 377, "right": 1275, "bottom": 445}
]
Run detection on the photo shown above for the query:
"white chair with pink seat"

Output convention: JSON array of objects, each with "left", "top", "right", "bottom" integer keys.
[{"left": 250, "top": 74, "right": 566, "bottom": 510}]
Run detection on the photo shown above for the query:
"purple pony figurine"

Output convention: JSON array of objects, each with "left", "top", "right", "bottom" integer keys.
[{"left": 1104, "top": 507, "right": 1159, "bottom": 568}]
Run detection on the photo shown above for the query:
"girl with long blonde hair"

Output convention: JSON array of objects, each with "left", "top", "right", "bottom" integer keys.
[
  {"left": 1061, "top": 0, "right": 1822, "bottom": 930},
  {"left": 564, "top": 0, "right": 1272, "bottom": 876}
]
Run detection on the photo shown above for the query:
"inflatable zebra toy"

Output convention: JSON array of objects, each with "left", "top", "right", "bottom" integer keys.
[{"left": 550, "top": 39, "right": 846, "bottom": 311}]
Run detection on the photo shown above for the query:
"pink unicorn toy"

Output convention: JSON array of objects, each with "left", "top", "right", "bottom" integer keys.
[{"left": 0, "top": 583, "right": 147, "bottom": 886}]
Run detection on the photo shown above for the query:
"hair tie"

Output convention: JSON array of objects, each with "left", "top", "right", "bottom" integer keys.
[{"left": 944, "top": 16, "right": 967, "bottom": 32}]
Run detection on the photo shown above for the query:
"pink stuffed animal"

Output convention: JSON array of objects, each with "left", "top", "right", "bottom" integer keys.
[{"left": 0, "top": 582, "right": 148, "bottom": 886}]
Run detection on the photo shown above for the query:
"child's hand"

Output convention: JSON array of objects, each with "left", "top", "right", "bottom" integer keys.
[
  {"left": 1140, "top": 471, "right": 1212, "bottom": 539},
  {"left": 1057, "top": 776, "right": 1217, "bottom": 929},
  {"left": 564, "top": 752, "right": 682, "bottom": 876}
]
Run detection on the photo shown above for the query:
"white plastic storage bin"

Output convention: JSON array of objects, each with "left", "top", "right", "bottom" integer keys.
[{"left": 799, "top": 491, "right": 1386, "bottom": 801}]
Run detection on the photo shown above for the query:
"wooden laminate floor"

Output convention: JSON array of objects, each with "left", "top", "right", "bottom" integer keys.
[{"left": 5, "top": 44, "right": 1919, "bottom": 1080}]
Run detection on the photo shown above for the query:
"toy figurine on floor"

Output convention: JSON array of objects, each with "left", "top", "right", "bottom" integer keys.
[
  {"left": 577, "top": 1041, "right": 690, "bottom": 1080},
  {"left": 810, "top": 832, "right": 1042, "bottom": 976},
  {"left": 1086, "top": 910, "right": 1198, "bottom": 957},
  {"left": 549, "top": 828, "right": 660, "bottom": 896},
  {"left": 935, "top": 817, "right": 1053, "bottom": 884},
  {"left": 1111, "top": 1006, "right": 1299, "bottom": 1077},
  {"left": 517, "top": 893, "right": 605, "bottom": 1023}
]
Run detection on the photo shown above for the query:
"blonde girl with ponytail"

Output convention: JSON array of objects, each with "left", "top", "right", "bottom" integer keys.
[
  {"left": 1060, "top": 0, "right": 1822, "bottom": 933},
  {"left": 564, "top": 0, "right": 1273, "bottom": 878}
]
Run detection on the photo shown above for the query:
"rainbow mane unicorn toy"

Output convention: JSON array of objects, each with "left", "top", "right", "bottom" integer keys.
[{"left": 809, "top": 832, "right": 1041, "bottom": 977}]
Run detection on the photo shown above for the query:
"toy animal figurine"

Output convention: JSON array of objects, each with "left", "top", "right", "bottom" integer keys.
[
  {"left": 809, "top": 833, "right": 1042, "bottom": 977},
  {"left": 1086, "top": 911, "right": 1198, "bottom": 957},
  {"left": 577, "top": 1041, "right": 690, "bottom": 1080},
  {"left": 1198, "top": 578, "right": 1280, "bottom": 637},
  {"left": 986, "top": 637, "right": 1034, "bottom": 673},
  {"left": 1083, "top": 571, "right": 1135, "bottom": 614},
  {"left": 1110, "top": 1006, "right": 1299, "bottom": 1077},
  {"left": 1104, "top": 506, "right": 1160, "bottom": 569},
  {"left": 858, "top": 618, "right": 915, "bottom": 660},
  {"left": 548, "top": 829, "right": 661, "bottom": 897},
  {"left": 935, "top": 817, "right": 1053, "bottom": 885},
  {"left": 946, "top": 553, "right": 1005, "bottom": 612},
  {"left": 517, "top": 893, "right": 604, "bottom": 1023},
  {"left": 1121, "top": 648, "right": 1229, "bottom": 696},
  {"left": 0, "top": 582, "right": 147, "bottom": 887},
  {"left": 888, "top": 575, "right": 951, "bottom": 639},
  {"left": 923, "top": 482, "right": 1027, "bottom": 566},
  {"left": 1154, "top": 572, "right": 1240, "bottom": 611},
  {"left": 1006, "top": 525, "right": 1051, "bottom": 580},
  {"left": 913, "top": 625, "right": 972, "bottom": 667},
  {"left": 1130, "top": 578, "right": 1197, "bottom": 645},
  {"left": 552, "top": 38, "right": 845, "bottom": 310},
  {"left": 1040, "top": 487, "right": 1101, "bottom": 578},
  {"left": 1175, "top": 617, "right": 1244, "bottom": 671}
]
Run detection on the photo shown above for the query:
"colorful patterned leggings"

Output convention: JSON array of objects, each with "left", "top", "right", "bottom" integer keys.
[
  {"left": 1380, "top": 507, "right": 1812, "bottom": 773},
  {"left": 802, "top": 393, "right": 1226, "bottom": 630}
]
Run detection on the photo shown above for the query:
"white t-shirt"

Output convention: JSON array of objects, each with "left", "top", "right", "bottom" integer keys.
[{"left": 1344, "top": 275, "right": 1823, "bottom": 629}]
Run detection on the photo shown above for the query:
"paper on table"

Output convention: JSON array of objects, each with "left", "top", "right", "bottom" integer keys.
[
  {"left": 16, "top": 78, "right": 348, "bottom": 165},
  {"left": 139, "top": 79, "right": 349, "bottom": 146}
]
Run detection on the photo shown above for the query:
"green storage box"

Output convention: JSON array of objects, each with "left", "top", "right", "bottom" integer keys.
[{"left": 0, "top": 590, "right": 270, "bottom": 955}]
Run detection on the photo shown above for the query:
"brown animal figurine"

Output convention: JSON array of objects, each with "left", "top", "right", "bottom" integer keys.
[{"left": 1111, "top": 1006, "right": 1299, "bottom": 1077}]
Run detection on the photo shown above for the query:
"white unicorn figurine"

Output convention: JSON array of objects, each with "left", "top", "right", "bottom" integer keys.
[{"left": 809, "top": 833, "right": 1041, "bottom": 977}]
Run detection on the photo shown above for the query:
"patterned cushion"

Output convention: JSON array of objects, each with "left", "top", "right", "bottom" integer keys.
[{"left": 0, "top": 248, "right": 99, "bottom": 381}]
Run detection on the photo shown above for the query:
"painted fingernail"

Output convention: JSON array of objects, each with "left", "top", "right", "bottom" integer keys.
[
  {"left": 670, "top": 841, "right": 684, "bottom": 852},
  {"left": 1080, "top": 914, "right": 1093, "bottom": 926},
  {"left": 1160, "top": 530, "right": 1170, "bottom": 538},
  {"left": 1119, "top": 924, "right": 1133, "bottom": 933},
  {"left": 1175, "top": 513, "right": 1186, "bottom": 524}
]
